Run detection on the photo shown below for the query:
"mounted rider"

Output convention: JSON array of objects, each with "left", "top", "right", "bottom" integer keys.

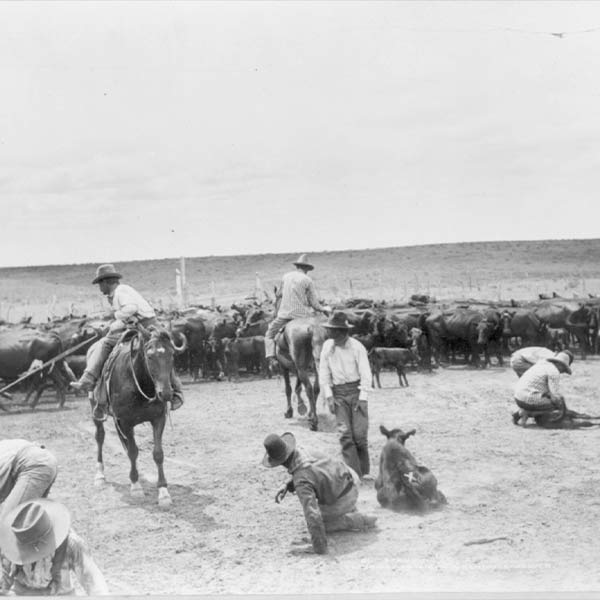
[
  {"left": 70, "top": 264, "right": 184, "bottom": 421},
  {"left": 264, "top": 254, "right": 329, "bottom": 371}
]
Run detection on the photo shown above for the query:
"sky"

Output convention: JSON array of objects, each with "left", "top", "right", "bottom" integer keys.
[{"left": 1, "top": 1, "right": 600, "bottom": 267}]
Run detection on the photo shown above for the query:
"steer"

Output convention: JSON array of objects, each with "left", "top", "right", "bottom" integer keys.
[
  {"left": 223, "top": 335, "right": 267, "bottom": 380},
  {"left": 375, "top": 425, "right": 446, "bottom": 511},
  {"left": 368, "top": 347, "right": 416, "bottom": 388}
]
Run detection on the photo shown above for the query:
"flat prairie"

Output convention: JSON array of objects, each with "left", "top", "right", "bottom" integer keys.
[{"left": 1, "top": 238, "right": 599, "bottom": 321}]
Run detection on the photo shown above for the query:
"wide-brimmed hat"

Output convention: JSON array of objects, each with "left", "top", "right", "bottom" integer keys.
[
  {"left": 323, "top": 311, "right": 353, "bottom": 330},
  {"left": 262, "top": 432, "right": 296, "bottom": 467},
  {"left": 92, "top": 263, "right": 122, "bottom": 284},
  {"left": 0, "top": 499, "right": 70, "bottom": 565},
  {"left": 292, "top": 254, "right": 314, "bottom": 271},
  {"left": 547, "top": 351, "right": 572, "bottom": 375}
]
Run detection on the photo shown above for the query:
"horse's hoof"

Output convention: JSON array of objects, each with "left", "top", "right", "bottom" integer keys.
[
  {"left": 297, "top": 402, "right": 307, "bottom": 416},
  {"left": 130, "top": 482, "right": 145, "bottom": 498},
  {"left": 158, "top": 488, "right": 172, "bottom": 509},
  {"left": 284, "top": 408, "right": 293, "bottom": 419},
  {"left": 94, "top": 474, "right": 106, "bottom": 487}
]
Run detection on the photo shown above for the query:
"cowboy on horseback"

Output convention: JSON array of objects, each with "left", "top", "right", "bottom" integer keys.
[
  {"left": 70, "top": 264, "right": 184, "bottom": 421},
  {"left": 264, "top": 254, "right": 329, "bottom": 372}
]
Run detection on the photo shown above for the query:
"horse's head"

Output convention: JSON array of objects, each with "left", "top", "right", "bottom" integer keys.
[{"left": 140, "top": 327, "right": 179, "bottom": 404}]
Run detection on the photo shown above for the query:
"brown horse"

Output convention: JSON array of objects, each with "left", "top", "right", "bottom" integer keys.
[{"left": 92, "top": 325, "right": 183, "bottom": 508}]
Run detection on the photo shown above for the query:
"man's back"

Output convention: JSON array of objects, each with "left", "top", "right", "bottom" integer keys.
[
  {"left": 515, "top": 359, "right": 560, "bottom": 404},
  {"left": 278, "top": 271, "right": 318, "bottom": 319},
  {"left": 512, "top": 346, "right": 554, "bottom": 365}
]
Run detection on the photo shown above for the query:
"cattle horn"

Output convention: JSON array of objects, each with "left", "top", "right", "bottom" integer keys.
[{"left": 171, "top": 331, "right": 188, "bottom": 354}]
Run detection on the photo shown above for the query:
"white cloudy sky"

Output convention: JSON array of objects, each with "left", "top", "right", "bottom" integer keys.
[{"left": 1, "top": 1, "right": 600, "bottom": 267}]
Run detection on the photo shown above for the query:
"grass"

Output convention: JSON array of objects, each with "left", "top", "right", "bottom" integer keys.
[{"left": 0, "top": 238, "right": 599, "bottom": 322}]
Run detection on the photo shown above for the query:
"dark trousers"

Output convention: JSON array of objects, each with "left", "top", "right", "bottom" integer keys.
[{"left": 332, "top": 381, "right": 370, "bottom": 477}]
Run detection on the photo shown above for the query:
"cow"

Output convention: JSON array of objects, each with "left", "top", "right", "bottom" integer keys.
[
  {"left": 535, "top": 301, "right": 592, "bottom": 358},
  {"left": 475, "top": 309, "right": 504, "bottom": 367},
  {"left": 223, "top": 336, "right": 267, "bottom": 380},
  {"left": 500, "top": 309, "right": 545, "bottom": 350},
  {"left": 168, "top": 315, "right": 206, "bottom": 380},
  {"left": 368, "top": 347, "right": 416, "bottom": 388},
  {"left": 0, "top": 328, "right": 73, "bottom": 408},
  {"left": 424, "top": 309, "right": 484, "bottom": 367},
  {"left": 375, "top": 425, "right": 446, "bottom": 511}
]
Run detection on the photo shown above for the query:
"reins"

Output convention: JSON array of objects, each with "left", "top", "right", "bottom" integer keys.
[{"left": 129, "top": 334, "right": 157, "bottom": 402}]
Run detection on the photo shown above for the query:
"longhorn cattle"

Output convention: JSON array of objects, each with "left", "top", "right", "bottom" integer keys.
[
  {"left": 375, "top": 425, "right": 446, "bottom": 511},
  {"left": 0, "top": 329, "right": 73, "bottom": 408}
]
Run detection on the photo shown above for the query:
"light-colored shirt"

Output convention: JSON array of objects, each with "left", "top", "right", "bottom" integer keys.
[
  {"left": 511, "top": 346, "right": 555, "bottom": 365},
  {"left": 1, "top": 529, "right": 108, "bottom": 595},
  {"left": 0, "top": 440, "right": 33, "bottom": 503},
  {"left": 319, "top": 337, "right": 372, "bottom": 401},
  {"left": 277, "top": 271, "right": 322, "bottom": 319},
  {"left": 109, "top": 283, "right": 155, "bottom": 321},
  {"left": 514, "top": 359, "right": 562, "bottom": 406}
]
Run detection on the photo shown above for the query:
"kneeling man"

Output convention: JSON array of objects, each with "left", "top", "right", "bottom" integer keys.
[{"left": 512, "top": 351, "right": 572, "bottom": 426}]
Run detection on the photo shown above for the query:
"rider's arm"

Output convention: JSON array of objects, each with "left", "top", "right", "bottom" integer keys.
[
  {"left": 355, "top": 341, "right": 372, "bottom": 401},
  {"left": 305, "top": 280, "right": 325, "bottom": 313}
]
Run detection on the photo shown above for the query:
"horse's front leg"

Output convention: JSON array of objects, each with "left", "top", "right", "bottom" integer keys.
[
  {"left": 121, "top": 425, "right": 144, "bottom": 499},
  {"left": 92, "top": 393, "right": 107, "bottom": 486},
  {"left": 152, "top": 415, "right": 172, "bottom": 508}
]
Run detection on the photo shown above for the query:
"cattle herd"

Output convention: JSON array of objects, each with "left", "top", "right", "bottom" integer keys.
[{"left": 0, "top": 291, "right": 598, "bottom": 410}]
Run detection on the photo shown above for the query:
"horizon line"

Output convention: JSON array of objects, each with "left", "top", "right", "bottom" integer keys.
[{"left": 0, "top": 236, "right": 598, "bottom": 270}]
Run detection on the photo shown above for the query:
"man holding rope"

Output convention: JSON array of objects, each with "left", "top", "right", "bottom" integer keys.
[{"left": 70, "top": 264, "right": 184, "bottom": 421}]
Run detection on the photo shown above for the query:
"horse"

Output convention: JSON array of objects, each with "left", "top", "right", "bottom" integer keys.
[
  {"left": 275, "top": 317, "right": 327, "bottom": 431},
  {"left": 92, "top": 325, "right": 184, "bottom": 508}
]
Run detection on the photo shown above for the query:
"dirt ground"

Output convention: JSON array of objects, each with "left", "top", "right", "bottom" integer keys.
[{"left": 2, "top": 358, "right": 600, "bottom": 595}]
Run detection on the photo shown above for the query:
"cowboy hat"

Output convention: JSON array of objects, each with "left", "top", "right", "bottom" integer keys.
[
  {"left": 292, "top": 254, "right": 314, "bottom": 271},
  {"left": 323, "top": 311, "right": 353, "bottom": 330},
  {"left": 92, "top": 263, "right": 122, "bottom": 284},
  {"left": 0, "top": 499, "right": 70, "bottom": 565},
  {"left": 262, "top": 432, "right": 296, "bottom": 467},
  {"left": 547, "top": 351, "right": 572, "bottom": 375}
]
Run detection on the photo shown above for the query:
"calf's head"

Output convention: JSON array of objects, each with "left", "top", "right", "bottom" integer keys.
[{"left": 380, "top": 425, "right": 416, "bottom": 445}]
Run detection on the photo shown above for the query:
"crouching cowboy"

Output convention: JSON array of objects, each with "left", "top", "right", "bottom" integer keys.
[
  {"left": 70, "top": 264, "right": 184, "bottom": 421},
  {"left": 512, "top": 351, "right": 573, "bottom": 426},
  {"left": 262, "top": 432, "right": 377, "bottom": 555}
]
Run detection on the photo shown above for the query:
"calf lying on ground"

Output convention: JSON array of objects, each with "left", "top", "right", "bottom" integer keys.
[
  {"left": 368, "top": 347, "right": 416, "bottom": 388},
  {"left": 375, "top": 425, "right": 447, "bottom": 511}
]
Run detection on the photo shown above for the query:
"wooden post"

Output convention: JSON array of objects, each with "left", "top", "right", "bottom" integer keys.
[
  {"left": 211, "top": 281, "right": 216, "bottom": 309},
  {"left": 255, "top": 272, "right": 263, "bottom": 299},
  {"left": 175, "top": 269, "right": 184, "bottom": 310}
]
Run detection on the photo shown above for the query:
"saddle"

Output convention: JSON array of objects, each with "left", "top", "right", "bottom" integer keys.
[{"left": 93, "top": 327, "right": 145, "bottom": 414}]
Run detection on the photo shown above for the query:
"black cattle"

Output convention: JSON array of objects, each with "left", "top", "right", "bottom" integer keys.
[
  {"left": 368, "top": 347, "right": 416, "bottom": 388},
  {"left": 223, "top": 336, "right": 267, "bottom": 380},
  {"left": 0, "top": 329, "right": 72, "bottom": 408},
  {"left": 375, "top": 425, "right": 446, "bottom": 511},
  {"left": 500, "top": 309, "right": 545, "bottom": 350},
  {"left": 424, "top": 309, "right": 484, "bottom": 367},
  {"left": 475, "top": 309, "right": 504, "bottom": 367},
  {"left": 168, "top": 315, "right": 206, "bottom": 380}
]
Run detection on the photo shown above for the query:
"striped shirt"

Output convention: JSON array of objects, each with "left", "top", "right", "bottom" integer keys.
[
  {"left": 1, "top": 529, "right": 108, "bottom": 595},
  {"left": 319, "top": 337, "right": 372, "bottom": 401},
  {"left": 277, "top": 271, "right": 322, "bottom": 319},
  {"left": 109, "top": 283, "right": 155, "bottom": 321},
  {"left": 514, "top": 359, "right": 563, "bottom": 406}
]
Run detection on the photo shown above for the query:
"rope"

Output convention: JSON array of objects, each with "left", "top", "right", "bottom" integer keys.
[{"left": 128, "top": 335, "right": 156, "bottom": 402}]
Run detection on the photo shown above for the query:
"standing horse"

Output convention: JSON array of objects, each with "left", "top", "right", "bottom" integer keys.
[
  {"left": 92, "top": 326, "right": 183, "bottom": 508},
  {"left": 275, "top": 317, "right": 327, "bottom": 431}
]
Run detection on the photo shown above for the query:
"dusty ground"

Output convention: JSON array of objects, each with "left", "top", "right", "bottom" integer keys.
[{"left": 2, "top": 358, "right": 600, "bottom": 595}]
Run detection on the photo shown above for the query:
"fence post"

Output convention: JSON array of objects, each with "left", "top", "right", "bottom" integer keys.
[
  {"left": 179, "top": 257, "right": 187, "bottom": 307},
  {"left": 211, "top": 281, "right": 216, "bottom": 309}
]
